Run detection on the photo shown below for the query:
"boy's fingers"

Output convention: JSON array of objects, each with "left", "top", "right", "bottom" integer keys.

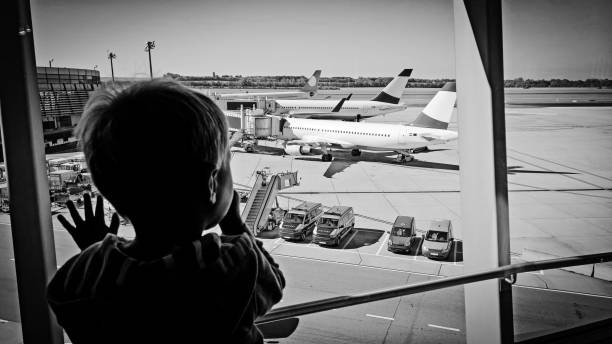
[
  {"left": 66, "top": 201, "right": 83, "bottom": 225},
  {"left": 57, "top": 214, "right": 76, "bottom": 233},
  {"left": 95, "top": 195, "right": 104, "bottom": 219},
  {"left": 83, "top": 193, "right": 93, "bottom": 220},
  {"left": 110, "top": 213, "right": 120, "bottom": 234}
]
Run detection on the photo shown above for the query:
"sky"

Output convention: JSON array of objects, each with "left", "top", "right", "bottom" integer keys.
[{"left": 30, "top": 0, "right": 612, "bottom": 79}]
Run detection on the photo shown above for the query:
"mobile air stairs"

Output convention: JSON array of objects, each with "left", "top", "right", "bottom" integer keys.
[{"left": 241, "top": 169, "right": 299, "bottom": 235}]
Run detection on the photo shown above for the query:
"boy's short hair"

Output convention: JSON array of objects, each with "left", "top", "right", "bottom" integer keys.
[{"left": 76, "top": 80, "right": 228, "bottom": 217}]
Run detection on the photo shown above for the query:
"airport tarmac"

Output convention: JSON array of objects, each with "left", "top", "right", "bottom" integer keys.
[{"left": 0, "top": 105, "right": 611, "bottom": 343}]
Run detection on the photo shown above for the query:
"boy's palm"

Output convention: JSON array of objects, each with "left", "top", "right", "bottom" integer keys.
[{"left": 58, "top": 193, "right": 120, "bottom": 250}]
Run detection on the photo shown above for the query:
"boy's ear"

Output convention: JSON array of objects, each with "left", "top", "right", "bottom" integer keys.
[{"left": 207, "top": 169, "right": 219, "bottom": 204}]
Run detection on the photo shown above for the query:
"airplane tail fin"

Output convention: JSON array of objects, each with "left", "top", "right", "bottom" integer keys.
[
  {"left": 409, "top": 82, "right": 456, "bottom": 130},
  {"left": 371, "top": 68, "right": 412, "bottom": 104},
  {"left": 300, "top": 70, "right": 322, "bottom": 96}
]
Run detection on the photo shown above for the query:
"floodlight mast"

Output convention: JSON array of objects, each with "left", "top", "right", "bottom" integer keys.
[
  {"left": 48, "top": 58, "right": 53, "bottom": 67},
  {"left": 107, "top": 52, "right": 116, "bottom": 82},
  {"left": 145, "top": 41, "right": 155, "bottom": 79}
]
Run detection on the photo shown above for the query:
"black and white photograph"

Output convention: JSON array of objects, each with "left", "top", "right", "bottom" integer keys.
[{"left": 0, "top": 0, "right": 611, "bottom": 343}]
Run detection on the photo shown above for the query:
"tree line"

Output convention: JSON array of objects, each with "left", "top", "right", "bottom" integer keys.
[{"left": 163, "top": 73, "right": 611, "bottom": 89}]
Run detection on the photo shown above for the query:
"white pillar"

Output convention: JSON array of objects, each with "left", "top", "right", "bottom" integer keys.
[{"left": 453, "top": 0, "right": 513, "bottom": 343}]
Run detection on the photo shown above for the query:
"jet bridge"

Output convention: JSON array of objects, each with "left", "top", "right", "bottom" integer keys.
[
  {"left": 241, "top": 169, "right": 299, "bottom": 234},
  {"left": 232, "top": 108, "right": 284, "bottom": 138}
]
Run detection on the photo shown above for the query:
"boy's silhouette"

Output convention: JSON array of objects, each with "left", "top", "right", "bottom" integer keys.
[{"left": 47, "top": 81, "right": 285, "bottom": 343}]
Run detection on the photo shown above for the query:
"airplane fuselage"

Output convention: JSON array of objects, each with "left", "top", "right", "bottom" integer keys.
[
  {"left": 217, "top": 90, "right": 313, "bottom": 100},
  {"left": 279, "top": 118, "right": 457, "bottom": 151},
  {"left": 275, "top": 99, "right": 407, "bottom": 119}
]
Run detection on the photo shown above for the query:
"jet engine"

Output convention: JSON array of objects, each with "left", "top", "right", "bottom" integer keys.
[{"left": 284, "top": 145, "right": 314, "bottom": 156}]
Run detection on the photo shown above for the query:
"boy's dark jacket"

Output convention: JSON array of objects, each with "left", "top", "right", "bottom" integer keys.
[{"left": 47, "top": 225, "right": 285, "bottom": 344}]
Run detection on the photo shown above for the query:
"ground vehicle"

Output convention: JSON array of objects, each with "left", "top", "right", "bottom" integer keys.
[
  {"left": 266, "top": 207, "right": 287, "bottom": 231},
  {"left": 279, "top": 202, "right": 322, "bottom": 241},
  {"left": 313, "top": 206, "right": 355, "bottom": 246},
  {"left": 422, "top": 219, "right": 454, "bottom": 260},
  {"left": 48, "top": 170, "right": 81, "bottom": 191},
  {"left": 387, "top": 216, "right": 417, "bottom": 253},
  {"left": 1, "top": 199, "right": 9, "bottom": 213}
]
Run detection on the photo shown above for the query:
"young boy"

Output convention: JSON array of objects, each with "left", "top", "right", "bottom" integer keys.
[{"left": 47, "top": 80, "right": 285, "bottom": 343}]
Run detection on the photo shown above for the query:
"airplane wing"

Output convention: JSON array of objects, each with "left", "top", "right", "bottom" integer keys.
[
  {"left": 287, "top": 95, "right": 349, "bottom": 118},
  {"left": 290, "top": 135, "right": 355, "bottom": 149}
]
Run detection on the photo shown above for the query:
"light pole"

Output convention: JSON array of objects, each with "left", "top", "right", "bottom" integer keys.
[
  {"left": 107, "top": 52, "right": 116, "bottom": 82},
  {"left": 144, "top": 41, "right": 155, "bottom": 79},
  {"left": 93, "top": 65, "right": 98, "bottom": 70},
  {"left": 48, "top": 58, "right": 53, "bottom": 67}
]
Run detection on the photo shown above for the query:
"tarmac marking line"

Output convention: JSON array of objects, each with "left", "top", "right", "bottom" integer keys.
[
  {"left": 274, "top": 253, "right": 442, "bottom": 278},
  {"left": 525, "top": 270, "right": 544, "bottom": 275},
  {"left": 513, "top": 284, "right": 612, "bottom": 299},
  {"left": 366, "top": 314, "right": 394, "bottom": 321},
  {"left": 375, "top": 232, "right": 389, "bottom": 256},
  {"left": 428, "top": 324, "right": 460, "bottom": 332},
  {"left": 277, "top": 241, "right": 464, "bottom": 267},
  {"left": 342, "top": 230, "right": 359, "bottom": 249},
  {"left": 0, "top": 318, "right": 8, "bottom": 324}
]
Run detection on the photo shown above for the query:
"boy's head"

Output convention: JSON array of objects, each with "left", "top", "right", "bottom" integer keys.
[{"left": 77, "top": 80, "right": 233, "bottom": 240}]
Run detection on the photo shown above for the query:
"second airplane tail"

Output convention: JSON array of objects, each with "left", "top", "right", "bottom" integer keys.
[
  {"left": 371, "top": 68, "right": 412, "bottom": 104},
  {"left": 409, "top": 82, "right": 456, "bottom": 130},
  {"left": 300, "top": 70, "right": 322, "bottom": 96}
]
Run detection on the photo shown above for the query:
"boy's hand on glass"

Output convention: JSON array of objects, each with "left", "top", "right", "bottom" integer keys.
[
  {"left": 57, "top": 193, "right": 120, "bottom": 250},
  {"left": 219, "top": 190, "right": 246, "bottom": 235}
]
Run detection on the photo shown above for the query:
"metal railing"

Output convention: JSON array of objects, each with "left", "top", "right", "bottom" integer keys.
[{"left": 256, "top": 251, "right": 612, "bottom": 324}]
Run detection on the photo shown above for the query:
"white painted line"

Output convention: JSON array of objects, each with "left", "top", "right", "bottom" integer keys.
[
  {"left": 341, "top": 230, "right": 358, "bottom": 249},
  {"left": 366, "top": 314, "right": 394, "bottom": 321},
  {"left": 375, "top": 231, "right": 389, "bottom": 256},
  {"left": 278, "top": 241, "right": 463, "bottom": 267},
  {"left": 0, "top": 318, "right": 8, "bottom": 324},
  {"left": 9, "top": 258, "right": 14, "bottom": 261},
  {"left": 428, "top": 324, "right": 460, "bottom": 332},
  {"left": 525, "top": 270, "right": 544, "bottom": 275},
  {"left": 514, "top": 284, "right": 612, "bottom": 299},
  {"left": 274, "top": 253, "right": 442, "bottom": 278}
]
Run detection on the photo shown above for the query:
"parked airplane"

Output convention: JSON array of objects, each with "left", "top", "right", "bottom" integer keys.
[
  {"left": 277, "top": 82, "right": 457, "bottom": 162},
  {"left": 214, "top": 70, "right": 321, "bottom": 100},
  {"left": 271, "top": 69, "right": 413, "bottom": 121}
]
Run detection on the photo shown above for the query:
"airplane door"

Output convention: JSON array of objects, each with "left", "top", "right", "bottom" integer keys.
[{"left": 398, "top": 128, "right": 408, "bottom": 145}]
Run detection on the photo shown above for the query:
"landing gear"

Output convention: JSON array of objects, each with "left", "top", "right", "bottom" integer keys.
[
  {"left": 351, "top": 149, "right": 361, "bottom": 157},
  {"left": 321, "top": 146, "right": 333, "bottom": 162},
  {"left": 355, "top": 114, "right": 362, "bottom": 122},
  {"left": 396, "top": 153, "right": 414, "bottom": 163}
]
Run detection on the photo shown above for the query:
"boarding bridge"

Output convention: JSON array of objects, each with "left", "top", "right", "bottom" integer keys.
[
  {"left": 228, "top": 107, "right": 284, "bottom": 138},
  {"left": 241, "top": 169, "right": 298, "bottom": 234}
]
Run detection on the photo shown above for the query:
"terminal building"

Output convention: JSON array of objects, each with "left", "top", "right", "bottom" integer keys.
[{"left": 0, "top": 66, "right": 100, "bottom": 161}]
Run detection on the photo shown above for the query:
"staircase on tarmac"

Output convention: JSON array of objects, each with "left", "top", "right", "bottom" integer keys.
[
  {"left": 241, "top": 169, "right": 299, "bottom": 234},
  {"left": 245, "top": 187, "right": 268, "bottom": 230}
]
